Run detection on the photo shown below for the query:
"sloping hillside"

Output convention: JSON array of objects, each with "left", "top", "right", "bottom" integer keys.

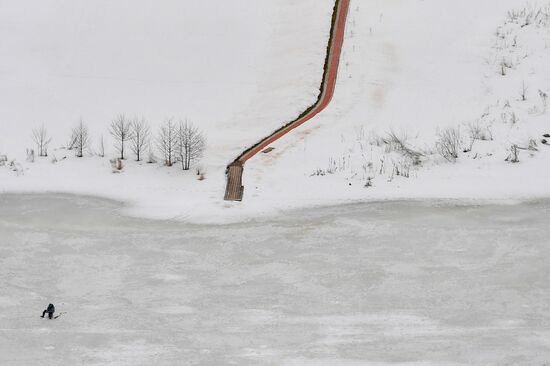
[
  {"left": 1, "top": 0, "right": 550, "bottom": 222},
  {"left": 0, "top": 0, "right": 333, "bottom": 221},
  {"left": 243, "top": 0, "right": 550, "bottom": 214}
]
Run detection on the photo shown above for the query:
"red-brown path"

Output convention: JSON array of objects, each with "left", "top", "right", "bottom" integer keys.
[{"left": 224, "top": 0, "right": 351, "bottom": 201}]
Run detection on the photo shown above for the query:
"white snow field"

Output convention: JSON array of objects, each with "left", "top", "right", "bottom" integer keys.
[
  {"left": 0, "top": 0, "right": 334, "bottom": 221},
  {"left": 1, "top": 0, "right": 550, "bottom": 221},
  {"left": 1, "top": 195, "right": 550, "bottom": 365},
  {"left": 244, "top": 0, "right": 550, "bottom": 212}
]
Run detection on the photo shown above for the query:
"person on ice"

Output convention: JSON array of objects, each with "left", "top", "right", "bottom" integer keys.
[{"left": 41, "top": 303, "right": 55, "bottom": 319}]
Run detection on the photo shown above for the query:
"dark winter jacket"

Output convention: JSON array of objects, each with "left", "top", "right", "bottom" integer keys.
[{"left": 47, "top": 304, "right": 55, "bottom": 313}]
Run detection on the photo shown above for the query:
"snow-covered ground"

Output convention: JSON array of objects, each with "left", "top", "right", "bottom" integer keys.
[
  {"left": 244, "top": 0, "right": 550, "bottom": 214},
  {"left": 0, "top": 0, "right": 335, "bottom": 221},
  {"left": 1, "top": 195, "right": 550, "bottom": 365},
  {"left": 1, "top": 0, "right": 550, "bottom": 222}
]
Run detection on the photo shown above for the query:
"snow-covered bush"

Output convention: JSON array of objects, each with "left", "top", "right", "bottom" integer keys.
[
  {"left": 506, "top": 144, "right": 520, "bottom": 163},
  {"left": 26, "top": 148, "right": 35, "bottom": 163},
  {"left": 110, "top": 158, "right": 124, "bottom": 172},
  {"left": 31, "top": 124, "right": 52, "bottom": 157},
  {"left": 383, "top": 131, "right": 423, "bottom": 166},
  {"left": 8, "top": 160, "right": 24, "bottom": 176},
  {"left": 436, "top": 128, "right": 461, "bottom": 162},
  {"left": 311, "top": 156, "right": 348, "bottom": 177},
  {"left": 468, "top": 121, "right": 493, "bottom": 142},
  {"left": 196, "top": 168, "right": 206, "bottom": 181},
  {"left": 539, "top": 90, "right": 548, "bottom": 112}
]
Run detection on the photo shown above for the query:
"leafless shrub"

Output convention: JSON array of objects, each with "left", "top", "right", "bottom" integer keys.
[
  {"left": 515, "top": 139, "right": 540, "bottom": 152},
  {"left": 66, "top": 133, "right": 76, "bottom": 150},
  {"left": 539, "top": 90, "right": 548, "bottom": 112},
  {"left": 520, "top": 81, "right": 528, "bottom": 101},
  {"left": 506, "top": 6, "right": 542, "bottom": 28},
  {"left": 383, "top": 131, "right": 423, "bottom": 165},
  {"left": 26, "top": 148, "right": 35, "bottom": 163},
  {"left": 110, "top": 158, "right": 123, "bottom": 172},
  {"left": 468, "top": 122, "right": 493, "bottom": 141},
  {"left": 436, "top": 127, "right": 461, "bottom": 162},
  {"left": 369, "top": 134, "right": 385, "bottom": 147},
  {"left": 502, "top": 111, "right": 519, "bottom": 125},
  {"left": 311, "top": 156, "right": 349, "bottom": 177},
  {"left": 9, "top": 160, "right": 24, "bottom": 176},
  {"left": 379, "top": 156, "right": 386, "bottom": 175},
  {"left": 466, "top": 121, "right": 493, "bottom": 151},
  {"left": 505, "top": 144, "right": 520, "bottom": 163},
  {"left": 109, "top": 114, "right": 133, "bottom": 160},
  {"left": 31, "top": 124, "right": 52, "bottom": 157},
  {"left": 311, "top": 168, "right": 326, "bottom": 177},
  {"left": 196, "top": 168, "right": 206, "bottom": 181},
  {"left": 500, "top": 59, "right": 508, "bottom": 76},
  {"left": 392, "top": 158, "right": 411, "bottom": 178}
]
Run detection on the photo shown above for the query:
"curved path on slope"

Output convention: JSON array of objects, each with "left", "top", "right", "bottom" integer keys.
[{"left": 224, "top": 0, "right": 350, "bottom": 201}]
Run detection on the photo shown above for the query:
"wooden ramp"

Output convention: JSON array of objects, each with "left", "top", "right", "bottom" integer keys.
[{"left": 224, "top": 162, "right": 244, "bottom": 201}]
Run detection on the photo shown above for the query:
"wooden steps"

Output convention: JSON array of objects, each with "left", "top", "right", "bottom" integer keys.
[{"left": 224, "top": 162, "right": 244, "bottom": 201}]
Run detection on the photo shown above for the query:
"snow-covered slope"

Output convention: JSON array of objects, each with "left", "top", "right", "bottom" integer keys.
[
  {"left": 1, "top": 0, "right": 550, "bottom": 222},
  {"left": 0, "top": 0, "right": 333, "bottom": 220},
  {"left": 244, "top": 0, "right": 550, "bottom": 215},
  {"left": 0, "top": 0, "right": 333, "bottom": 159}
]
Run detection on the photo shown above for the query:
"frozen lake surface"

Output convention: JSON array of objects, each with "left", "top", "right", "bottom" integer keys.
[{"left": 1, "top": 195, "right": 549, "bottom": 365}]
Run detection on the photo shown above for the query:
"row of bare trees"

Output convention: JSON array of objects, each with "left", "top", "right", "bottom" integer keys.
[
  {"left": 157, "top": 119, "right": 205, "bottom": 169},
  {"left": 108, "top": 115, "right": 152, "bottom": 162},
  {"left": 30, "top": 116, "right": 206, "bottom": 170}
]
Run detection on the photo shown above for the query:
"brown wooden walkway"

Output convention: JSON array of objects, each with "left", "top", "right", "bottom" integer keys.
[
  {"left": 224, "top": 0, "right": 351, "bottom": 201},
  {"left": 224, "top": 162, "right": 244, "bottom": 201}
]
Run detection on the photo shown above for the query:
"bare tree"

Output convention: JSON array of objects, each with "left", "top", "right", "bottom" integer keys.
[
  {"left": 130, "top": 117, "right": 150, "bottom": 162},
  {"left": 436, "top": 127, "right": 461, "bottom": 162},
  {"left": 31, "top": 124, "right": 52, "bottom": 157},
  {"left": 109, "top": 114, "right": 133, "bottom": 160},
  {"left": 177, "top": 120, "right": 206, "bottom": 170},
  {"left": 72, "top": 120, "right": 90, "bottom": 158},
  {"left": 157, "top": 119, "right": 177, "bottom": 166}
]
